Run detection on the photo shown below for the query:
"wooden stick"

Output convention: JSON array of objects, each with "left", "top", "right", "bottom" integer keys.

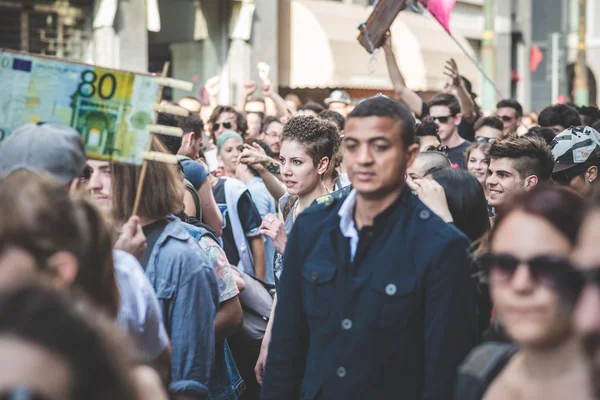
[
  {"left": 132, "top": 62, "right": 170, "bottom": 216},
  {"left": 151, "top": 103, "right": 190, "bottom": 116},
  {"left": 147, "top": 124, "right": 184, "bottom": 136}
]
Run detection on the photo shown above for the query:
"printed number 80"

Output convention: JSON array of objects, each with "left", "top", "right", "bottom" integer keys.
[{"left": 77, "top": 70, "right": 117, "bottom": 100}]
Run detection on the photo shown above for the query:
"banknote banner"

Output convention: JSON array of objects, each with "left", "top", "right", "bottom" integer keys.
[{"left": 0, "top": 50, "right": 161, "bottom": 165}]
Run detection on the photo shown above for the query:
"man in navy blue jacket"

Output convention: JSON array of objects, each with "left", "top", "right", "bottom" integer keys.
[{"left": 261, "top": 96, "right": 478, "bottom": 400}]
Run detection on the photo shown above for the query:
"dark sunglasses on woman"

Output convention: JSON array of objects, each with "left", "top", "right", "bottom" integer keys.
[
  {"left": 479, "top": 252, "right": 600, "bottom": 305},
  {"left": 212, "top": 121, "right": 232, "bottom": 131}
]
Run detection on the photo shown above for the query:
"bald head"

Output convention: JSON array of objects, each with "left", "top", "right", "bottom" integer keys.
[{"left": 407, "top": 152, "right": 452, "bottom": 180}]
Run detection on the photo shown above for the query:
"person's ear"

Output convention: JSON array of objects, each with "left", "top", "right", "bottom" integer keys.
[
  {"left": 454, "top": 113, "right": 463, "bottom": 127},
  {"left": 45, "top": 251, "right": 79, "bottom": 288},
  {"left": 405, "top": 143, "right": 420, "bottom": 170},
  {"left": 524, "top": 175, "right": 539, "bottom": 191},
  {"left": 317, "top": 157, "right": 330, "bottom": 176},
  {"left": 586, "top": 166, "right": 598, "bottom": 183}
]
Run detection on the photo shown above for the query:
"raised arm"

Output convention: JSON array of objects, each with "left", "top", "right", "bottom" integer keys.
[
  {"left": 444, "top": 58, "right": 477, "bottom": 124},
  {"left": 382, "top": 32, "right": 424, "bottom": 117}
]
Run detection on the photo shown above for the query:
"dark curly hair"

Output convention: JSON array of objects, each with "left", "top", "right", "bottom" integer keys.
[
  {"left": 281, "top": 116, "right": 341, "bottom": 166},
  {"left": 415, "top": 116, "right": 440, "bottom": 144}
]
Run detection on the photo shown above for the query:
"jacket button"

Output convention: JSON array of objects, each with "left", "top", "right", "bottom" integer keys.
[
  {"left": 341, "top": 318, "right": 353, "bottom": 330},
  {"left": 419, "top": 209, "right": 431, "bottom": 220},
  {"left": 311, "top": 271, "right": 319, "bottom": 281},
  {"left": 336, "top": 366, "right": 347, "bottom": 378},
  {"left": 385, "top": 284, "right": 397, "bottom": 296}
]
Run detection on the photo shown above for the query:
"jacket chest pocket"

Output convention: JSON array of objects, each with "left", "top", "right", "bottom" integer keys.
[
  {"left": 301, "top": 266, "right": 337, "bottom": 319},
  {"left": 368, "top": 276, "right": 417, "bottom": 330},
  {"left": 153, "top": 278, "right": 175, "bottom": 330}
]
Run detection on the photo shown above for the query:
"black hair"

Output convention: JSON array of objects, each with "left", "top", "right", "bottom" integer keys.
[
  {"left": 489, "top": 136, "right": 555, "bottom": 181},
  {"left": 208, "top": 106, "right": 248, "bottom": 140},
  {"left": 524, "top": 126, "right": 557, "bottom": 146},
  {"left": 415, "top": 116, "right": 441, "bottom": 144},
  {"left": 577, "top": 105, "right": 600, "bottom": 126},
  {"left": 319, "top": 110, "right": 345, "bottom": 131},
  {"left": 0, "top": 283, "right": 139, "bottom": 400},
  {"left": 302, "top": 102, "right": 325, "bottom": 114},
  {"left": 430, "top": 168, "right": 491, "bottom": 242},
  {"left": 261, "top": 116, "right": 281, "bottom": 133},
  {"left": 496, "top": 99, "right": 523, "bottom": 118},
  {"left": 177, "top": 114, "right": 204, "bottom": 141},
  {"left": 428, "top": 93, "right": 461, "bottom": 116},
  {"left": 539, "top": 104, "right": 582, "bottom": 130},
  {"left": 347, "top": 96, "right": 416, "bottom": 148},
  {"left": 156, "top": 112, "right": 183, "bottom": 155},
  {"left": 474, "top": 116, "right": 504, "bottom": 132}
]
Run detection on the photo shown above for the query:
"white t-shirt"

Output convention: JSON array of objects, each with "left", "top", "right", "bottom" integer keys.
[{"left": 113, "top": 250, "right": 169, "bottom": 360}]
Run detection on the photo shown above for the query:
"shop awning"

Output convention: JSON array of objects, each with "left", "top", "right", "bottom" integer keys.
[{"left": 278, "top": 0, "right": 481, "bottom": 92}]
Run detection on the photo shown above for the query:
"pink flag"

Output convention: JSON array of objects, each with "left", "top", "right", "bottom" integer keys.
[{"left": 420, "top": 0, "right": 456, "bottom": 34}]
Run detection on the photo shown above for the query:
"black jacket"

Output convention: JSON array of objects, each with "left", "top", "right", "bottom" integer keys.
[{"left": 261, "top": 189, "right": 478, "bottom": 400}]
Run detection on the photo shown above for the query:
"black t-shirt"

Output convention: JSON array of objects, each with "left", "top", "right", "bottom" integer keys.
[
  {"left": 212, "top": 179, "right": 262, "bottom": 265},
  {"left": 447, "top": 141, "right": 472, "bottom": 170},
  {"left": 140, "top": 218, "right": 170, "bottom": 269}
]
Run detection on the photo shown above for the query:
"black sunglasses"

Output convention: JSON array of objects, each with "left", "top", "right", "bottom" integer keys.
[
  {"left": 498, "top": 115, "right": 513, "bottom": 122},
  {"left": 475, "top": 136, "right": 497, "bottom": 144},
  {"left": 551, "top": 165, "right": 589, "bottom": 186},
  {"left": 212, "top": 121, "right": 232, "bottom": 131},
  {"left": 432, "top": 115, "right": 454, "bottom": 124},
  {"left": 479, "top": 253, "right": 575, "bottom": 291},
  {"left": 425, "top": 145, "right": 449, "bottom": 155}
]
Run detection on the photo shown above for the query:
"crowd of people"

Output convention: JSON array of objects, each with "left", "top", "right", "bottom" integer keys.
[{"left": 2, "top": 34, "right": 600, "bottom": 400}]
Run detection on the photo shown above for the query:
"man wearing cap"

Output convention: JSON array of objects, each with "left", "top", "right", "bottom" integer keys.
[
  {"left": 0, "top": 122, "right": 173, "bottom": 379},
  {"left": 325, "top": 90, "right": 351, "bottom": 117},
  {"left": 551, "top": 126, "right": 600, "bottom": 198}
]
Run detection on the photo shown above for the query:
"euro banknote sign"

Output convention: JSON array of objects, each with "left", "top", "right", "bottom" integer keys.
[{"left": 0, "top": 50, "right": 160, "bottom": 165}]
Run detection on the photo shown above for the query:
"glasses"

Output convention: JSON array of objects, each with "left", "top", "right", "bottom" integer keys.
[
  {"left": 432, "top": 115, "right": 454, "bottom": 124},
  {"left": 212, "top": 121, "right": 232, "bottom": 131},
  {"left": 551, "top": 165, "right": 588, "bottom": 186},
  {"left": 424, "top": 145, "right": 449, "bottom": 155},
  {"left": 479, "top": 253, "right": 575, "bottom": 291},
  {"left": 497, "top": 115, "right": 513, "bottom": 122},
  {"left": 475, "top": 136, "right": 497, "bottom": 144}
]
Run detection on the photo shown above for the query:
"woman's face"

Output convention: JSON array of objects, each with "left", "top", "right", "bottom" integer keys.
[
  {"left": 467, "top": 148, "right": 489, "bottom": 187},
  {"left": 490, "top": 210, "right": 573, "bottom": 348},
  {"left": 280, "top": 140, "right": 327, "bottom": 197},
  {"left": 219, "top": 138, "right": 244, "bottom": 177},
  {"left": 0, "top": 335, "right": 72, "bottom": 400}
]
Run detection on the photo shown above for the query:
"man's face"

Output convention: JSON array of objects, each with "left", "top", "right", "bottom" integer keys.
[
  {"left": 213, "top": 112, "right": 239, "bottom": 138},
  {"left": 261, "top": 121, "right": 283, "bottom": 155},
  {"left": 430, "top": 105, "right": 460, "bottom": 143},
  {"left": 245, "top": 101, "right": 266, "bottom": 114},
  {"left": 496, "top": 107, "right": 521, "bottom": 136},
  {"left": 178, "top": 98, "right": 202, "bottom": 114},
  {"left": 328, "top": 102, "right": 348, "bottom": 117},
  {"left": 476, "top": 125, "right": 503, "bottom": 140},
  {"left": 487, "top": 158, "right": 526, "bottom": 209},
  {"left": 181, "top": 132, "right": 202, "bottom": 159},
  {"left": 84, "top": 160, "right": 112, "bottom": 212},
  {"left": 418, "top": 135, "right": 441, "bottom": 152},
  {"left": 571, "top": 211, "right": 600, "bottom": 396},
  {"left": 343, "top": 116, "right": 418, "bottom": 199}
]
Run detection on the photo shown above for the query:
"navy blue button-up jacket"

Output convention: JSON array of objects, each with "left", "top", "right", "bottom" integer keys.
[{"left": 261, "top": 190, "right": 478, "bottom": 400}]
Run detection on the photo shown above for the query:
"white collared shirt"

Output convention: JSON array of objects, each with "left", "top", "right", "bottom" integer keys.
[{"left": 338, "top": 189, "right": 359, "bottom": 262}]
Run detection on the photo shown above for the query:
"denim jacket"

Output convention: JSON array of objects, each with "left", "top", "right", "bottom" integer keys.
[
  {"left": 145, "top": 215, "right": 219, "bottom": 399},
  {"left": 184, "top": 222, "right": 245, "bottom": 400}
]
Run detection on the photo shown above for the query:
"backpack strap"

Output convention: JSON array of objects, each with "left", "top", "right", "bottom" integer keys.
[
  {"left": 454, "top": 342, "right": 518, "bottom": 400},
  {"left": 184, "top": 178, "right": 202, "bottom": 221}
]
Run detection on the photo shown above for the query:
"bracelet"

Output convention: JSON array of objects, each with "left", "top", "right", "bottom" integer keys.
[{"left": 266, "top": 162, "right": 281, "bottom": 175}]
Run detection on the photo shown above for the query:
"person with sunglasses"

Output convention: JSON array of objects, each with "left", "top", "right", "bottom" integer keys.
[
  {"left": 429, "top": 93, "right": 472, "bottom": 169},
  {"left": 570, "top": 186, "right": 600, "bottom": 398},
  {"left": 496, "top": 99, "right": 523, "bottom": 137},
  {"left": 550, "top": 125, "right": 600, "bottom": 198},
  {"left": 474, "top": 115, "right": 504, "bottom": 143},
  {"left": 208, "top": 106, "right": 248, "bottom": 143},
  {"left": 456, "top": 186, "right": 593, "bottom": 400}
]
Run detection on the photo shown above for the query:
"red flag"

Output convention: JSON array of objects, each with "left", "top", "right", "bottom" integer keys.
[
  {"left": 530, "top": 45, "right": 544, "bottom": 73},
  {"left": 420, "top": 0, "right": 456, "bottom": 34}
]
